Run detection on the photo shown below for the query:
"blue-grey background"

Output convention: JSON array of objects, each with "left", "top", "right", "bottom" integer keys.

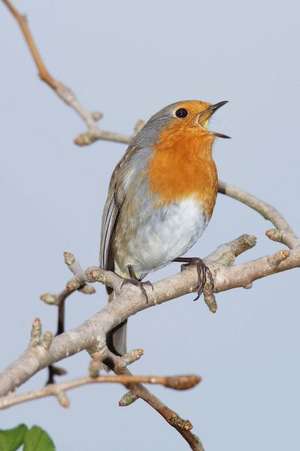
[{"left": 1, "top": 1, "right": 300, "bottom": 450}]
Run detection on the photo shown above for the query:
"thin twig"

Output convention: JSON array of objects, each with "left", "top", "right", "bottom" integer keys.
[
  {"left": 63, "top": 252, "right": 96, "bottom": 295},
  {"left": 1, "top": 0, "right": 131, "bottom": 146},
  {"left": 107, "top": 353, "right": 204, "bottom": 451},
  {"left": 0, "top": 374, "right": 201, "bottom": 411},
  {"left": 43, "top": 252, "right": 96, "bottom": 384},
  {"left": 218, "top": 180, "right": 300, "bottom": 248}
]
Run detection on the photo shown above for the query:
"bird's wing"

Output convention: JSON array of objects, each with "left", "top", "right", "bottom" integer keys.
[{"left": 100, "top": 145, "right": 151, "bottom": 270}]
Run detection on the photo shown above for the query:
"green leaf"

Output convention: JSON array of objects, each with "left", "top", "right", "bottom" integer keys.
[
  {"left": 0, "top": 424, "right": 28, "bottom": 451},
  {"left": 23, "top": 426, "right": 55, "bottom": 451}
]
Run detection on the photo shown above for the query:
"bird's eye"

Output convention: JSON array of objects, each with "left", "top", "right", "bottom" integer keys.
[{"left": 175, "top": 108, "right": 188, "bottom": 118}]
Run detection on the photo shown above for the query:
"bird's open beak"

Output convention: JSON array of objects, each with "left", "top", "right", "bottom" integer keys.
[{"left": 197, "top": 101, "right": 230, "bottom": 139}]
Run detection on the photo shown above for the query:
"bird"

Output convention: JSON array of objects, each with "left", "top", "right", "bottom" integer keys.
[{"left": 100, "top": 99, "right": 229, "bottom": 357}]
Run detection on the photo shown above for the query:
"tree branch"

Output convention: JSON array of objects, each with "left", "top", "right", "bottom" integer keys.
[
  {"left": 1, "top": 233, "right": 299, "bottom": 399},
  {"left": 218, "top": 180, "right": 300, "bottom": 249},
  {"left": 0, "top": 373, "right": 200, "bottom": 411},
  {"left": 42, "top": 252, "right": 96, "bottom": 384},
  {"left": 1, "top": 0, "right": 132, "bottom": 146},
  {"left": 106, "top": 352, "right": 204, "bottom": 451}
]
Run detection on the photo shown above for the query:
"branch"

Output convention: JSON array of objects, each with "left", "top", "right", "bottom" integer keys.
[
  {"left": 122, "top": 379, "right": 204, "bottom": 451},
  {"left": 106, "top": 352, "right": 204, "bottom": 451},
  {"left": 218, "top": 180, "right": 300, "bottom": 249},
  {"left": 1, "top": 0, "right": 132, "bottom": 146},
  {"left": 41, "top": 252, "right": 96, "bottom": 384},
  {"left": 40, "top": 252, "right": 96, "bottom": 307},
  {"left": 0, "top": 373, "right": 200, "bottom": 411},
  {"left": 89, "top": 347, "right": 204, "bottom": 450},
  {"left": 1, "top": 233, "right": 299, "bottom": 398}
]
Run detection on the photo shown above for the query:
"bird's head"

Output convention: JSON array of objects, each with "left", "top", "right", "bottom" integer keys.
[{"left": 133, "top": 100, "right": 230, "bottom": 148}]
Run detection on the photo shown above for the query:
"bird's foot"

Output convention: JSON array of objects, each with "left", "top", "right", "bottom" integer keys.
[
  {"left": 173, "top": 257, "right": 215, "bottom": 303},
  {"left": 120, "top": 278, "right": 153, "bottom": 303},
  {"left": 120, "top": 265, "right": 153, "bottom": 303}
]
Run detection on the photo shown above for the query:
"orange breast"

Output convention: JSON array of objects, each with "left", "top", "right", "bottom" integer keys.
[{"left": 148, "top": 125, "right": 218, "bottom": 218}]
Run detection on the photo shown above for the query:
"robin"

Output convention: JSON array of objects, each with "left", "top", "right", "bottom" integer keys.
[{"left": 100, "top": 100, "right": 229, "bottom": 356}]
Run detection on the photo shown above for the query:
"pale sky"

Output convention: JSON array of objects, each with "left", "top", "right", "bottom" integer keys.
[{"left": 1, "top": 1, "right": 300, "bottom": 450}]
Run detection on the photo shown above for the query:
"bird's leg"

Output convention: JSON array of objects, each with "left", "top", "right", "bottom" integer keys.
[
  {"left": 173, "top": 257, "right": 214, "bottom": 301},
  {"left": 120, "top": 265, "right": 153, "bottom": 303}
]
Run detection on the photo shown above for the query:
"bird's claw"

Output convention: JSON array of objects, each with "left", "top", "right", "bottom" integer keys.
[
  {"left": 174, "top": 257, "right": 214, "bottom": 302},
  {"left": 120, "top": 278, "right": 153, "bottom": 303},
  {"left": 192, "top": 259, "right": 214, "bottom": 302}
]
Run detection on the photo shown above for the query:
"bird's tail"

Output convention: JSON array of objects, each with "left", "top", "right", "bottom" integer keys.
[
  {"left": 107, "top": 320, "right": 127, "bottom": 356},
  {"left": 106, "top": 290, "right": 127, "bottom": 356}
]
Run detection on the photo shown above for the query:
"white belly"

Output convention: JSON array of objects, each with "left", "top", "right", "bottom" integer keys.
[{"left": 126, "top": 197, "right": 208, "bottom": 276}]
